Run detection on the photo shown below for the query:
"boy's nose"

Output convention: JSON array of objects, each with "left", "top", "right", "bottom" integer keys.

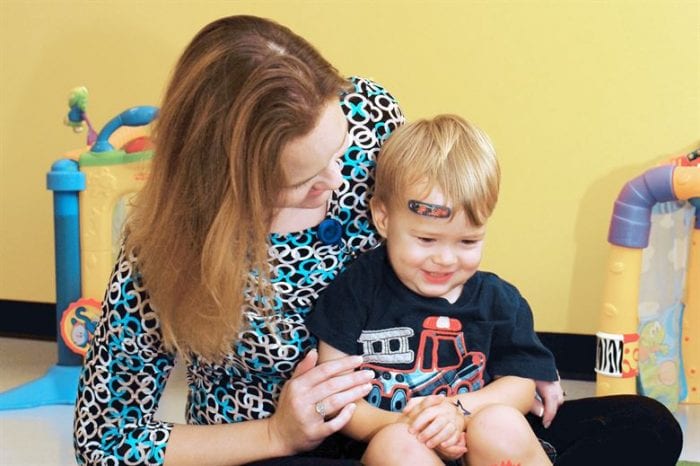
[{"left": 433, "top": 247, "right": 457, "bottom": 266}]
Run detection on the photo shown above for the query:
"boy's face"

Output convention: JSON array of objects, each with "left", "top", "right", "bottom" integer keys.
[{"left": 372, "top": 186, "right": 486, "bottom": 303}]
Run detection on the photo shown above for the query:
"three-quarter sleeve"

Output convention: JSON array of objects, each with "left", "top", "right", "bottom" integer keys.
[{"left": 74, "top": 249, "right": 176, "bottom": 465}]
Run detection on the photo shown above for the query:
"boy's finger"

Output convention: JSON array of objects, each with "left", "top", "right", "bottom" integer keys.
[
  {"left": 438, "top": 445, "right": 468, "bottom": 461},
  {"left": 406, "top": 397, "right": 444, "bottom": 433},
  {"left": 408, "top": 409, "right": 436, "bottom": 434},
  {"left": 417, "top": 418, "right": 450, "bottom": 445},
  {"left": 542, "top": 398, "right": 558, "bottom": 428},
  {"left": 530, "top": 398, "right": 545, "bottom": 418},
  {"left": 425, "top": 422, "right": 456, "bottom": 448},
  {"left": 403, "top": 397, "right": 423, "bottom": 413},
  {"left": 439, "top": 429, "right": 462, "bottom": 448}
]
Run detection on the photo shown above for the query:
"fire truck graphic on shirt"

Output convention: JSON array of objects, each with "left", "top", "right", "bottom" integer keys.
[{"left": 358, "top": 316, "right": 486, "bottom": 411}]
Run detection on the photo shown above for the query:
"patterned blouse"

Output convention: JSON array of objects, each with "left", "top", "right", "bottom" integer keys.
[{"left": 73, "top": 77, "right": 405, "bottom": 465}]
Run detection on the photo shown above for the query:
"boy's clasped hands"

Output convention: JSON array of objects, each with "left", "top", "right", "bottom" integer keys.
[{"left": 400, "top": 394, "right": 469, "bottom": 461}]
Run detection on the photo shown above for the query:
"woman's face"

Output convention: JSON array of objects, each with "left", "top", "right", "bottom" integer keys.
[{"left": 277, "top": 100, "right": 350, "bottom": 210}]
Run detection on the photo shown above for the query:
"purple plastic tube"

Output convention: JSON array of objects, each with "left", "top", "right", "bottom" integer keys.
[{"left": 608, "top": 165, "right": 677, "bottom": 249}]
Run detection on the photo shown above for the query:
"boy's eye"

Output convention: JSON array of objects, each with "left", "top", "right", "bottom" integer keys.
[
  {"left": 417, "top": 237, "right": 435, "bottom": 243},
  {"left": 461, "top": 239, "right": 480, "bottom": 245}
]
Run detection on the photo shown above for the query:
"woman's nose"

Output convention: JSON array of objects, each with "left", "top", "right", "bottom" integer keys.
[
  {"left": 311, "top": 158, "right": 344, "bottom": 193},
  {"left": 324, "top": 158, "right": 344, "bottom": 190}
]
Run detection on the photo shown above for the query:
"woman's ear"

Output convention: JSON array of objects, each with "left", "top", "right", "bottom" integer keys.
[{"left": 370, "top": 198, "right": 389, "bottom": 238}]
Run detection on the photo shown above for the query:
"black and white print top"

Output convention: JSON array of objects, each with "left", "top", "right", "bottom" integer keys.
[{"left": 73, "top": 77, "right": 405, "bottom": 465}]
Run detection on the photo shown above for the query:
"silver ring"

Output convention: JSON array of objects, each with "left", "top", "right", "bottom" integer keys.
[{"left": 314, "top": 401, "right": 327, "bottom": 418}]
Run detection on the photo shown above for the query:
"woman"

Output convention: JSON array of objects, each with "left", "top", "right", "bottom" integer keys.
[{"left": 73, "top": 15, "right": 681, "bottom": 466}]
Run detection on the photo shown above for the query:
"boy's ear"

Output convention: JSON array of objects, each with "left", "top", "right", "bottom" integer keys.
[{"left": 370, "top": 198, "right": 389, "bottom": 238}]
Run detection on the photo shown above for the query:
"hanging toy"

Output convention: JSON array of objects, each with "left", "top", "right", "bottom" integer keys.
[{"left": 64, "top": 86, "right": 97, "bottom": 145}]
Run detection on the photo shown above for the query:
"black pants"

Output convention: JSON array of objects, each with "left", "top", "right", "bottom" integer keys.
[
  {"left": 247, "top": 395, "right": 682, "bottom": 466},
  {"left": 528, "top": 395, "right": 682, "bottom": 466}
]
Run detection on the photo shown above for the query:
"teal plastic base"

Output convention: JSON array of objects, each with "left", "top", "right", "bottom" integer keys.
[{"left": 0, "top": 364, "right": 80, "bottom": 410}]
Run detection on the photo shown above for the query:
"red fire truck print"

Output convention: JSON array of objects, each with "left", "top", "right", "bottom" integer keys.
[{"left": 359, "top": 316, "right": 485, "bottom": 411}]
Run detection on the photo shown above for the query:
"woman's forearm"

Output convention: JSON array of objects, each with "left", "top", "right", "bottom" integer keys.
[
  {"left": 452, "top": 376, "right": 536, "bottom": 415},
  {"left": 165, "top": 418, "right": 287, "bottom": 466},
  {"left": 165, "top": 350, "right": 373, "bottom": 465}
]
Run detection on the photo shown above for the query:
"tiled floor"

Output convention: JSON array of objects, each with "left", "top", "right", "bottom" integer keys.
[{"left": 0, "top": 336, "right": 698, "bottom": 465}]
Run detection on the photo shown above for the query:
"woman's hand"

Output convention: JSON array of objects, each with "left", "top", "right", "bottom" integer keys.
[
  {"left": 530, "top": 379, "right": 565, "bottom": 428},
  {"left": 267, "top": 349, "right": 373, "bottom": 455},
  {"left": 400, "top": 395, "right": 467, "bottom": 459}
]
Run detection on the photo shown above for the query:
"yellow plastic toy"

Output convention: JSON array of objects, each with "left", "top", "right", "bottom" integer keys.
[
  {"left": 596, "top": 150, "right": 700, "bottom": 409},
  {"left": 0, "top": 89, "right": 156, "bottom": 410}
]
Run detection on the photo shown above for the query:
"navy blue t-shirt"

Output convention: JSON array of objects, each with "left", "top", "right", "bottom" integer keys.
[{"left": 307, "top": 244, "right": 558, "bottom": 412}]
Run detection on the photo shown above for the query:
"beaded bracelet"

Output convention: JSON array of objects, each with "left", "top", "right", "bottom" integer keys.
[{"left": 455, "top": 400, "right": 471, "bottom": 416}]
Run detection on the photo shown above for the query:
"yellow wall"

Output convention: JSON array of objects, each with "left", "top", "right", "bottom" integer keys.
[{"left": 1, "top": 0, "right": 698, "bottom": 335}]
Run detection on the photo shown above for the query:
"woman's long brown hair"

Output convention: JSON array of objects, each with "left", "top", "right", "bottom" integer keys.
[{"left": 125, "top": 16, "right": 349, "bottom": 360}]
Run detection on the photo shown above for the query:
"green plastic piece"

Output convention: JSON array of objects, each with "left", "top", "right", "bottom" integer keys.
[{"left": 79, "top": 149, "right": 153, "bottom": 167}]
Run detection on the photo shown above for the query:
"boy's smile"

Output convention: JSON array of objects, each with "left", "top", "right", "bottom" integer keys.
[
  {"left": 422, "top": 270, "right": 454, "bottom": 284},
  {"left": 372, "top": 185, "right": 486, "bottom": 303}
]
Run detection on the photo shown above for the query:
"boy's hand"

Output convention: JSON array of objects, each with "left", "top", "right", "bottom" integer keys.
[
  {"left": 434, "top": 432, "right": 468, "bottom": 461},
  {"left": 530, "top": 379, "right": 565, "bottom": 428},
  {"left": 401, "top": 395, "right": 466, "bottom": 451}
]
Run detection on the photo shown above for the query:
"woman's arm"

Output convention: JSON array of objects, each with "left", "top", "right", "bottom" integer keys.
[
  {"left": 166, "top": 419, "right": 283, "bottom": 465},
  {"left": 73, "top": 251, "right": 177, "bottom": 465},
  {"left": 317, "top": 341, "right": 402, "bottom": 442},
  {"left": 165, "top": 350, "right": 372, "bottom": 465},
  {"left": 73, "top": 252, "right": 373, "bottom": 466}
]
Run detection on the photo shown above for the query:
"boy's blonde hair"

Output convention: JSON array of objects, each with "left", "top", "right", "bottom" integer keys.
[{"left": 372, "top": 114, "right": 500, "bottom": 226}]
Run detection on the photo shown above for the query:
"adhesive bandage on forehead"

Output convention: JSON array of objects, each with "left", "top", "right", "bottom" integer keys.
[{"left": 407, "top": 200, "right": 452, "bottom": 218}]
